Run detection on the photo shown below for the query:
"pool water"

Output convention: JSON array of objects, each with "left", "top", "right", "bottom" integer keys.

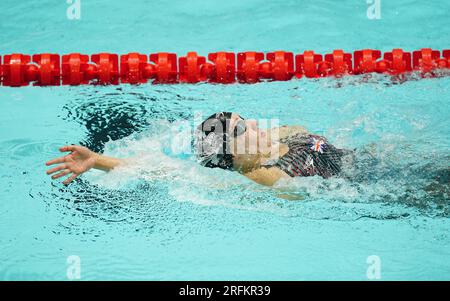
[{"left": 0, "top": 0, "right": 449, "bottom": 280}]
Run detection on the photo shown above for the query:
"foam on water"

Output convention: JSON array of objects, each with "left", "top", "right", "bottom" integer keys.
[{"left": 84, "top": 122, "right": 290, "bottom": 215}]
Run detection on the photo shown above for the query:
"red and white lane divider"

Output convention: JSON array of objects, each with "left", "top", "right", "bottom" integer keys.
[{"left": 0, "top": 48, "right": 449, "bottom": 86}]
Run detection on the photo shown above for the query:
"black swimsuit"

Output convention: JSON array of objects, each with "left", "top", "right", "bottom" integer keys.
[{"left": 263, "top": 133, "right": 353, "bottom": 178}]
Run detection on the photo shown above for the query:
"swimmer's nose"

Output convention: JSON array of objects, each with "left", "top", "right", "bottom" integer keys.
[
  {"left": 246, "top": 119, "right": 258, "bottom": 131},
  {"left": 258, "top": 130, "right": 271, "bottom": 145}
]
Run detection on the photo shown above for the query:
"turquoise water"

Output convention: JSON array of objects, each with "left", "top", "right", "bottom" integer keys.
[{"left": 0, "top": 0, "right": 449, "bottom": 280}]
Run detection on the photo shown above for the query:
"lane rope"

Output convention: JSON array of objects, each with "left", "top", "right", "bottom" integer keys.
[{"left": 0, "top": 48, "right": 449, "bottom": 86}]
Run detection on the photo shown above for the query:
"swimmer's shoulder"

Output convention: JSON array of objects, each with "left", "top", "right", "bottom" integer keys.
[{"left": 272, "top": 125, "right": 309, "bottom": 139}]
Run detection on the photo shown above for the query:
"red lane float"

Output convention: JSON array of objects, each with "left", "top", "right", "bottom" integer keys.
[
  {"left": 31, "top": 54, "right": 60, "bottom": 86},
  {"left": 324, "top": 50, "right": 353, "bottom": 76},
  {"left": 353, "top": 49, "right": 382, "bottom": 74},
  {"left": 413, "top": 48, "right": 441, "bottom": 73},
  {"left": 3, "top": 54, "right": 33, "bottom": 87},
  {"left": 237, "top": 51, "right": 264, "bottom": 83},
  {"left": 443, "top": 50, "right": 450, "bottom": 68},
  {"left": 295, "top": 50, "right": 323, "bottom": 78},
  {"left": 207, "top": 52, "right": 236, "bottom": 83},
  {"left": 150, "top": 52, "right": 177, "bottom": 84},
  {"left": 265, "top": 51, "right": 294, "bottom": 81},
  {"left": 120, "top": 53, "right": 149, "bottom": 84},
  {"left": 383, "top": 49, "right": 412, "bottom": 75},
  {"left": 62, "top": 53, "right": 90, "bottom": 85},
  {"left": 179, "top": 52, "right": 206, "bottom": 83},
  {"left": 90, "top": 53, "right": 119, "bottom": 85},
  {"left": 0, "top": 48, "right": 449, "bottom": 86}
]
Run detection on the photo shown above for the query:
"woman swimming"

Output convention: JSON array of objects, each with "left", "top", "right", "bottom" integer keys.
[{"left": 46, "top": 112, "right": 353, "bottom": 186}]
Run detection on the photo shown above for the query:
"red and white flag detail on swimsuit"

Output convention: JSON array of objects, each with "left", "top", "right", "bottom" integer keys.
[{"left": 310, "top": 137, "right": 326, "bottom": 153}]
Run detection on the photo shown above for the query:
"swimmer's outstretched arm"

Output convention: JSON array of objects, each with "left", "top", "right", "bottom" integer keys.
[{"left": 45, "top": 145, "right": 123, "bottom": 185}]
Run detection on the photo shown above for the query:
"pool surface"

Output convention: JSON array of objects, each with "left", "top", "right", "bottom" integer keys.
[{"left": 0, "top": 0, "right": 449, "bottom": 280}]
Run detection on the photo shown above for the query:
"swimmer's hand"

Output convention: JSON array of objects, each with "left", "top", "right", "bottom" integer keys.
[
  {"left": 45, "top": 145, "right": 98, "bottom": 185},
  {"left": 46, "top": 145, "right": 122, "bottom": 185}
]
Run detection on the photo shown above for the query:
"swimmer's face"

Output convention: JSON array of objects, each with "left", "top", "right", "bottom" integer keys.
[{"left": 228, "top": 113, "right": 272, "bottom": 171}]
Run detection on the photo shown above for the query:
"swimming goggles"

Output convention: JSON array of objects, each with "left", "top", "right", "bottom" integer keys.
[{"left": 232, "top": 118, "right": 247, "bottom": 137}]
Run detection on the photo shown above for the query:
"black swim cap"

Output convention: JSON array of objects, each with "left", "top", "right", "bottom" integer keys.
[{"left": 195, "top": 112, "right": 235, "bottom": 170}]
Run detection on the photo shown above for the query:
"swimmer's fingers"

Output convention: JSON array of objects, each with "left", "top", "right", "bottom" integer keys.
[
  {"left": 45, "top": 155, "right": 68, "bottom": 166},
  {"left": 51, "top": 169, "right": 71, "bottom": 180},
  {"left": 46, "top": 164, "right": 66, "bottom": 175},
  {"left": 59, "top": 145, "right": 77, "bottom": 153},
  {"left": 63, "top": 173, "right": 79, "bottom": 186}
]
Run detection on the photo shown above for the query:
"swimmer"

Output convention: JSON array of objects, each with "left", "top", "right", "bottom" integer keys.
[{"left": 46, "top": 112, "right": 354, "bottom": 186}]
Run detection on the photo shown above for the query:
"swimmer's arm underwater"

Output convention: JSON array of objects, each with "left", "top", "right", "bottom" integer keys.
[{"left": 45, "top": 145, "right": 123, "bottom": 185}]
